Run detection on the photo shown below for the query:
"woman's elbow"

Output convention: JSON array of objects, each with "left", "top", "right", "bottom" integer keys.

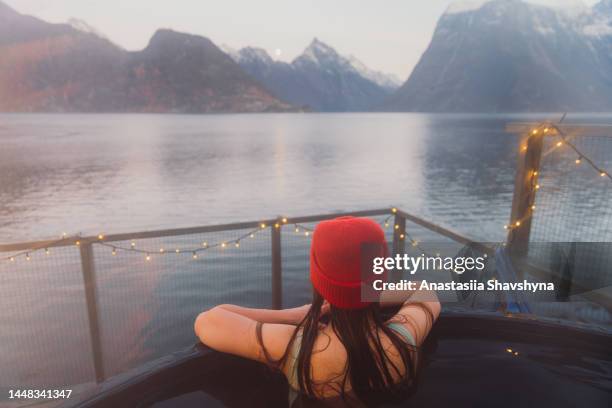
[{"left": 194, "top": 307, "right": 222, "bottom": 344}]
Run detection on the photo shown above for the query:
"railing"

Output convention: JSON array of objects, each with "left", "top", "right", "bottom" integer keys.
[{"left": 0, "top": 207, "right": 488, "bottom": 385}]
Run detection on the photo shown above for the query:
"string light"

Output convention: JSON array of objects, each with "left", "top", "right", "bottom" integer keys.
[
  {"left": 175, "top": 249, "right": 180, "bottom": 253},
  {"left": 75, "top": 240, "right": 81, "bottom": 246},
  {"left": 202, "top": 242, "right": 208, "bottom": 248},
  {"left": 112, "top": 248, "right": 117, "bottom": 256},
  {"left": 45, "top": 248, "right": 50, "bottom": 255},
  {"left": 26, "top": 253, "right": 30, "bottom": 261},
  {"left": 221, "top": 242, "right": 227, "bottom": 248},
  {"left": 305, "top": 231, "right": 310, "bottom": 237},
  {"left": 145, "top": 254, "right": 151, "bottom": 262},
  {"left": 260, "top": 223, "right": 266, "bottom": 229},
  {"left": 282, "top": 217, "right": 288, "bottom": 224},
  {"left": 556, "top": 141, "right": 563, "bottom": 147},
  {"left": 601, "top": 172, "right": 607, "bottom": 177},
  {"left": 235, "top": 242, "right": 240, "bottom": 248},
  {"left": 9, "top": 257, "right": 15, "bottom": 262},
  {"left": 98, "top": 234, "right": 104, "bottom": 240},
  {"left": 575, "top": 157, "right": 582, "bottom": 165},
  {"left": 131, "top": 242, "right": 136, "bottom": 248},
  {"left": 159, "top": 248, "right": 165, "bottom": 253},
  {"left": 192, "top": 252, "right": 198, "bottom": 260}
]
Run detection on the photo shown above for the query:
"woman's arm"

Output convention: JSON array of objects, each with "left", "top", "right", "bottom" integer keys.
[
  {"left": 213, "top": 303, "right": 312, "bottom": 325},
  {"left": 194, "top": 306, "right": 295, "bottom": 363},
  {"left": 381, "top": 284, "right": 441, "bottom": 346}
]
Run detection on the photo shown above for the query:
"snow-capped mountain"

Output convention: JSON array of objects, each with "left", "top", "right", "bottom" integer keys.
[
  {"left": 384, "top": 0, "right": 612, "bottom": 112},
  {"left": 229, "top": 39, "right": 401, "bottom": 111}
]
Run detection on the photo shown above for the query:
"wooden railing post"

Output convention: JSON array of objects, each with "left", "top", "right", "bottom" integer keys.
[
  {"left": 507, "top": 130, "right": 544, "bottom": 259},
  {"left": 271, "top": 222, "right": 282, "bottom": 310},
  {"left": 392, "top": 213, "right": 407, "bottom": 256},
  {"left": 80, "top": 241, "right": 105, "bottom": 383}
]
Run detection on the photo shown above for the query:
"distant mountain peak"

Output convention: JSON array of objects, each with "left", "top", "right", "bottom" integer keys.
[
  {"left": 346, "top": 55, "right": 402, "bottom": 89},
  {"left": 237, "top": 47, "right": 274, "bottom": 64},
  {"left": 300, "top": 38, "right": 340, "bottom": 63},
  {"left": 67, "top": 18, "right": 108, "bottom": 40}
]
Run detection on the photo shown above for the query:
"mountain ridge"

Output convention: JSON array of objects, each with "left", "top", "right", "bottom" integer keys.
[
  {"left": 384, "top": 0, "right": 612, "bottom": 112},
  {"left": 0, "top": 2, "right": 292, "bottom": 113},
  {"left": 229, "top": 38, "right": 400, "bottom": 112}
]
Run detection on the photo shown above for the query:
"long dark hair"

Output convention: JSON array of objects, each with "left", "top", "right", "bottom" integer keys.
[{"left": 257, "top": 290, "right": 433, "bottom": 406}]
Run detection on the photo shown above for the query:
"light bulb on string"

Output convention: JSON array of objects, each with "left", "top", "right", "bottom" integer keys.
[
  {"left": 145, "top": 254, "right": 151, "bottom": 262},
  {"left": 575, "top": 157, "right": 582, "bottom": 165},
  {"left": 235, "top": 242, "right": 240, "bottom": 248},
  {"left": 221, "top": 242, "right": 227, "bottom": 248},
  {"left": 192, "top": 252, "right": 198, "bottom": 260},
  {"left": 282, "top": 218, "right": 288, "bottom": 224},
  {"left": 175, "top": 249, "right": 180, "bottom": 254},
  {"left": 305, "top": 231, "right": 310, "bottom": 237},
  {"left": 202, "top": 242, "right": 208, "bottom": 248},
  {"left": 131, "top": 242, "right": 136, "bottom": 248},
  {"left": 26, "top": 253, "right": 30, "bottom": 261},
  {"left": 159, "top": 248, "right": 165, "bottom": 254},
  {"left": 601, "top": 172, "right": 607, "bottom": 177},
  {"left": 260, "top": 223, "right": 266, "bottom": 229},
  {"left": 9, "top": 257, "right": 15, "bottom": 262},
  {"left": 112, "top": 248, "right": 117, "bottom": 256},
  {"left": 45, "top": 248, "right": 50, "bottom": 255},
  {"left": 250, "top": 233, "right": 255, "bottom": 238}
]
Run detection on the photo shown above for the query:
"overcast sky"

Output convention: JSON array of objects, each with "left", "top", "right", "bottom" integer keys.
[{"left": 6, "top": 0, "right": 599, "bottom": 79}]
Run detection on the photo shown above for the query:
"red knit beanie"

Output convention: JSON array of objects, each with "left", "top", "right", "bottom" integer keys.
[{"left": 310, "top": 216, "right": 389, "bottom": 310}]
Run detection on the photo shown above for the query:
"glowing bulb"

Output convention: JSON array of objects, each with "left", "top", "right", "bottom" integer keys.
[
  {"left": 75, "top": 240, "right": 81, "bottom": 246},
  {"left": 26, "top": 253, "right": 30, "bottom": 261},
  {"left": 235, "top": 242, "right": 240, "bottom": 248},
  {"left": 62, "top": 232, "right": 67, "bottom": 238},
  {"left": 533, "top": 171, "right": 538, "bottom": 176},
  {"left": 250, "top": 233, "right": 255, "bottom": 238},
  {"left": 514, "top": 352, "right": 519, "bottom": 356},
  {"left": 10, "top": 257, "right": 15, "bottom": 262},
  {"left": 531, "top": 205, "right": 536, "bottom": 210},
  {"left": 532, "top": 129, "right": 538, "bottom": 135},
  {"left": 131, "top": 242, "right": 136, "bottom": 248},
  {"left": 221, "top": 242, "right": 227, "bottom": 248},
  {"left": 260, "top": 223, "right": 266, "bottom": 229},
  {"left": 145, "top": 254, "right": 151, "bottom": 262},
  {"left": 274, "top": 223, "right": 280, "bottom": 228},
  {"left": 504, "top": 225, "right": 508, "bottom": 230},
  {"left": 521, "top": 145, "right": 527, "bottom": 152},
  {"left": 556, "top": 141, "right": 562, "bottom": 147},
  {"left": 412, "top": 241, "right": 418, "bottom": 247},
  {"left": 394, "top": 225, "right": 399, "bottom": 230},
  {"left": 45, "top": 248, "right": 50, "bottom": 255},
  {"left": 295, "top": 227, "right": 300, "bottom": 233},
  {"left": 112, "top": 248, "right": 117, "bottom": 256},
  {"left": 575, "top": 158, "right": 582, "bottom": 164},
  {"left": 305, "top": 231, "right": 310, "bottom": 237},
  {"left": 98, "top": 234, "right": 104, "bottom": 240},
  {"left": 601, "top": 172, "right": 607, "bottom": 177},
  {"left": 384, "top": 222, "right": 389, "bottom": 228},
  {"left": 175, "top": 249, "right": 180, "bottom": 253},
  {"left": 202, "top": 242, "right": 208, "bottom": 248},
  {"left": 282, "top": 217, "right": 288, "bottom": 224},
  {"left": 544, "top": 128, "right": 549, "bottom": 133},
  {"left": 159, "top": 248, "right": 165, "bottom": 253},
  {"left": 192, "top": 252, "right": 198, "bottom": 259},
  {"left": 515, "top": 221, "right": 521, "bottom": 227},
  {"left": 391, "top": 208, "right": 397, "bottom": 214},
  {"left": 400, "top": 234, "right": 405, "bottom": 239},
  {"left": 535, "top": 184, "right": 540, "bottom": 190},
  {"left": 506, "top": 348, "right": 513, "bottom": 353}
]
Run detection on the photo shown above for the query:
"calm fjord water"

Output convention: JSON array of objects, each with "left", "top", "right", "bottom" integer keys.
[{"left": 1, "top": 113, "right": 533, "bottom": 242}]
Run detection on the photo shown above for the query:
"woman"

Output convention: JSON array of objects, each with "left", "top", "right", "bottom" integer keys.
[{"left": 194, "top": 216, "right": 440, "bottom": 406}]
